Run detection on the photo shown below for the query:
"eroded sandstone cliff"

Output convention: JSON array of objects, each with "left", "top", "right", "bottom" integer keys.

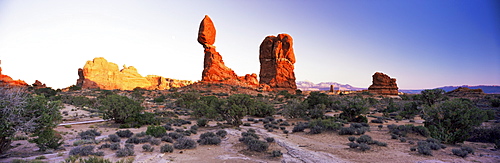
[
  {"left": 259, "top": 34, "right": 297, "bottom": 90},
  {"left": 368, "top": 72, "right": 398, "bottom": 95}
]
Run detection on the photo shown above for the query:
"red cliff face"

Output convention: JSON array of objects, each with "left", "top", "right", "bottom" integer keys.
[
  {"left": 368, "top": 72, "right": 398, "bottom": 95},
  {"left": 76, "top": 57, "right": 192, "bottom": 90},
  {"left": 0, "top": 66, "right": 28, "bottom": 87},
  {"left": 259, "top": 34, "right": 297, "bottom": 90},
  {"left": 198, "top": 15, "right": 258, "bottom": 86}
]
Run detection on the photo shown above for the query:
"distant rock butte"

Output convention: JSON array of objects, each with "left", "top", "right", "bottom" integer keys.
[
  {"left": 368, "top": 72, "right": 398, "bottom": 95},
  {"left": 259, "top": 34, "right": 297, "bottom": 90},
  {"left": 0, "top": 64, "right": 28, "bottom": 87},
  {"left": 76, "top": 57, "right": 193, "bottom": 90},
  {"left": 32, "top": 80, "right": 47, "bottom": 89},
  {"left": 198, "top": 15, "right": 258, "bottom": 86}
]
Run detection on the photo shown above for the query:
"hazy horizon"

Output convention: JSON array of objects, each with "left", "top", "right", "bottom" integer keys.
[{"left": 1, "top": 0, "right": 498, "bottom": 89}]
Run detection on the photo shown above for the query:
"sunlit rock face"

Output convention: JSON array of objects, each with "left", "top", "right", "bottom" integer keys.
[
  {"left": 197, "top": 15, "right": 258, "bottom": 86},
  {"left": 259, "top": 33, "right": 297, "bottom": 91},
  {"left": 76, "top": 57, "right": 192, "bottom": 90},
  {"left": 368, "top": 72, "right": 398, "bottom": 95},
  {"left": 0, "top": 62, "right": 28, "bottom": 87}
]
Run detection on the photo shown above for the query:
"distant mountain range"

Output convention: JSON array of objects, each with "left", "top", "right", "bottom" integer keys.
[{"left": 296, "top": 81, "right": 500, "bottom": 94}]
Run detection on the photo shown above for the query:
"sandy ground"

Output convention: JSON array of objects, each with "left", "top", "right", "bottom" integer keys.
[{"left": 1, "top": 105, "right": 499, "bottom": 163}]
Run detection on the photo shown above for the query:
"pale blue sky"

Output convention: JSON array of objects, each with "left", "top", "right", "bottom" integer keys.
[{"left": 0, "top": 0, "right": 498, "bottom": 89}]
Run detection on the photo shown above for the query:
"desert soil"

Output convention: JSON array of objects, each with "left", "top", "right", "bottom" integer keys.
[{"left": 1, "top": 105, "right": 499, "bottom": 163}]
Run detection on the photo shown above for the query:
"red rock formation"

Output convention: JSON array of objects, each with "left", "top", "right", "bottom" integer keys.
[
  {"left": 0, "top": 65, "right": 28, "bottom": 87},
  {"left": 198, "top": 15, "right": 258, "bottom": 86},
  {"left": 368, "top": 72, "right": 398, "bottom": 95},
  {"left": 32, "top": 80, "right": 47, "bottom": 89},
  {"left": 76, "top": 57, "right": 193, "bottom": 90},
  {"left": 259, "top": 34, "right": 297, "bottom": 90}
]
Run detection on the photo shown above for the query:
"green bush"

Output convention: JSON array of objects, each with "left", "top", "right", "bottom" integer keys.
[
  {"left": 420, "top": 89, "right": 447, "bottom": 106},
  {"left": 99, "top": 95, "right": 143, "bottom": 123},
  {"left": 423, "top": 99, "right": 487, "bottom": 144},
  {"left": 292, "top": 122, "right": 307, "bottom": 132},
  {"left": 338, "top": 97, "right": 369, "bottom": 122},
  {"left": 146, "top": 125, "right": 167, "bottom": 138}
]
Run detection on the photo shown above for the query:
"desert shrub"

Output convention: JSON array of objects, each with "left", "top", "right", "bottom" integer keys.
[
  {"left": 399, "top": 102, "right": 420, "bottom": 119},
  {"left": 146, "top": 125, "right": 167, "bottom": 138},
  {"left": 247, "top": 139, "right": 269, "bottom": 152},
  {"left": 358, "top": 143, "right": 371, "bottom": 151},
  {"left": 168, "top": 132, "right": 184, "bottom": 140},
  {"left": 79, "top": 129, "right": 101, "bottom": 140},
  {"left": 371, "top": 119, "right": 383, "bottom": 124},
  {"left": 467, "top": 126, "right": 500, "bottom": 143},
  {"left": 116, "top": 146, "right": 134, "bottom": 157},
  {"left": 280, "top": 121, "right": 290, "bottom": 126},
  {"left": 410, "top": 147, "right": 417, "bottom": 151},
  {"left": 265, "top": 137, "right": 275, "bottom": 143},
  {"left": 356, "top": 135, "right": 372, "bottom": 144},
  {"left": 125, "top": 136, "right": 140, "bottom": 144},
  {"left": 160, "top": 144, "right": 174, "bottom": 153},
  {"left": 490, "top": 98, "right": 500, "bottom": 107},
  {"left": 283, "top": 130, "right": 289, "bottom": 134},
  {"left": 423, "top": 99, "right": 487, "bottom": 144},
  {"left": 247, "top": 118, "right": 254, "bottom": 121},
  {"left": 99, "top": 94, "right": 143, "bottom": 123},
  {"left": 108, "top": 134, "right": 120, "bottom": 142},
  {"left": 136, "top": 132, "right": 147, "bottom": 137},
  {"left": 241, "top": 131, "right": 259, "bottom": 140},
  {"left": 308, "top": 119, "right": 341, "bottom": 134},
  {"left": 348, "top": 142, "right": 359, "bottom": 148},
  {"left": 190, "top": 125, "right": 199, "bottom": 131},
  {"left": 348, "top": 136, "right": 356, "bottom": 142},
  {"left": 162, "top": 124, "right": 174, "bottom": 131},
  {"left": 150, "top": 138, "right": 161, "bottom": 145},
  {"left": 338, "top": 96, "right": 369, "bottom": 122},
  {"left": 388, "top": 124, "right": 430, "bottom": 137},
  {"left": 400, "top": 137, "right": 407, "bottom": 142},
  {"left": 142, "top": 144, "right": 154, "bottom": 152},
  {"left": 110, "top": 143, "right": 120, "bottom": 150},
  {"left": 271, "top": 150, "right": 283, "bottom": 157},
  {"left": 174, "top": 138, "right": 197, "bottom": 149},
  {"left": 198, "top": 132, "right": 221, "bottom": 145},
  {"left": 116, "top": 130, "right": 134, "bottom": 138},
  {"left": 374, "top": 141, "right": 387, "bottom": 147},
  {"left": 69, "top": 145, "right": 96, "bottom": 156},
  {"left": 161, "top": 136, "right": 173, "bottom": 143},
  {"left": 417, "top": 141, "right": 432, "bottom": 156},
  {"left": 99, "top": 143, "right": 111, "bottom": 149},
  {"left": 292, "top": 122, "right": 307, "bottom": 132},
  {"left": 420, "top": 89, "right": 447, "bottom": 106},
  {"left": 460, "top": 146, "right": 474, "bottom": 155},
  {"left": 243, "top": 123, "right": 251, "bottom": 126},
  {"left": 452, "top": 148, "right": 468, "bottom": 158},
  {"left": 197, "top": 118, "right": 208, "bottom": 127},
  {"left": 339, "top": 127, "right": 356, "bottom": 135}
]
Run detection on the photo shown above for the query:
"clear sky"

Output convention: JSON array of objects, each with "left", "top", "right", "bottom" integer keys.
[{"left": 0, "top": 0, "right": 498, "bottom": 89}]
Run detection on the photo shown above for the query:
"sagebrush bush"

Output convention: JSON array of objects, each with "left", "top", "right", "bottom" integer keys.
[
  {"left": 99, "top": 143, "right": 111, "bottom": 149},
  {"left": 265, "top": 137, "right": 275, "bottom": 143},
  {"left": 198, "top": 132, "right": 221, "bottom": 145},
  {"left": 271, "top": 150, "right": 283, "bottom": 157},
  {"left": 216, "top": 130, "right": 227, "bottom": 138},
  {"left": 110, "top": 143, "right": 120, "bottom": 150},
  {"left": 116, "top": 147, "right": 134, "bottom": 157},
  {"left": 292, "top": 122, "right": 307, "bottom": 132},
  {"left": 348, "top": 142, "right": 358, "bottom": 148},
  {"left": 452, "top": 148, "right": 468, "bottom": 158},
  {"left": 174, "top": 138, "right": 197, "bottom": 149},
  {"left": 348, "top": 137, "right": 356, "bottom": 142},
  {"left": 169, "top": 132, "right": 184, "bottom": 140},
  {"left": 79, "top": 129, "right": 101, "bottom": 140},
  {"left": 417, "top": 141, "right": 432, "bottom": 156},
  {"left": 136, "top": 132, "right": 147, "bottom": 137},
  {"left": 108, "top": 134, "right": 120, "bottom": 142},
  {"left": 142, "top": 144, "right": 154, "bottom": 152},
  {"left": 160, "top": 144, "right": 174, "bottom": 153},
  {"left": 161, "top": 136, "right": 173, "bottom": 143},
  {"left": 247, "top": 139, "right": 269, "bottom": 152},
  {"left": 162, "top": 124, "right": 174, "bottom": 131},
  {"left": 150, "top": 138, "right": 161, "bottom": 145},
  {"left": 116, "top": 130, "right": 134, "bottom": 138},
  {"left": 197, "top": 118, "right": 208, "bottom": 127},
  {"left": 69, "top": 145, "right": 95, "bottom": 156},
  {"left": 356, "top": 135, "right": 372, "bottom": 144},
  {"left": 358, "top": 143, "right": 371, "bottom": 151}
]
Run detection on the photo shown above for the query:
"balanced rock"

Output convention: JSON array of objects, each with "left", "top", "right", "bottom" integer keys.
[
  {"left": 77, "top": 57, "right": 192, "bottom": 90},
  {"left": 0, "top": 63, "right": 28, "bottom": 87},
  {"left": 198, "top": 15, "right": 258, "bottom": 86},
  {"left": 259, "top": 34, "right": 297, "bottom": 90},
  {"left": 368, "top": 72, "right": 398, "bottom": 95}
]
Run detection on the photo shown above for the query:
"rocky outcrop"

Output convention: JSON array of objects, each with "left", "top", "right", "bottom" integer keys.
[
  {"left": 0, "top": 63, "right": 28, "bottom": 87},
  {"left": 32, "top": 80, "right": 47, "bottom": 89},
  {"left": 198, "top": 15, "right": 258, "bottom": 86},
  {"left": 259, "top": 34, "right": 297, "bottom": 90},
  {"left": 368, "top": 72, "right": 398, "bottom": 95},
  {"left": 76, "top": 57, "right": 192, "bottom": 90}
]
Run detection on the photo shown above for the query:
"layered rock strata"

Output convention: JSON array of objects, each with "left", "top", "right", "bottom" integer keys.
[
  {"left": 0, "top": 62, "right": 28, "bottom": 87},
  {"left": 368, "top": 72, "right": 398, "bottom": 95},
  {"left": 197, "top": 15, "right": 258, "bottom": 86},
  {"left": 76, "top": 57, "right": 192, "bottom": 90},
  {"left": 259, "top": 34, "right": 297, "bottom": 90}
]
